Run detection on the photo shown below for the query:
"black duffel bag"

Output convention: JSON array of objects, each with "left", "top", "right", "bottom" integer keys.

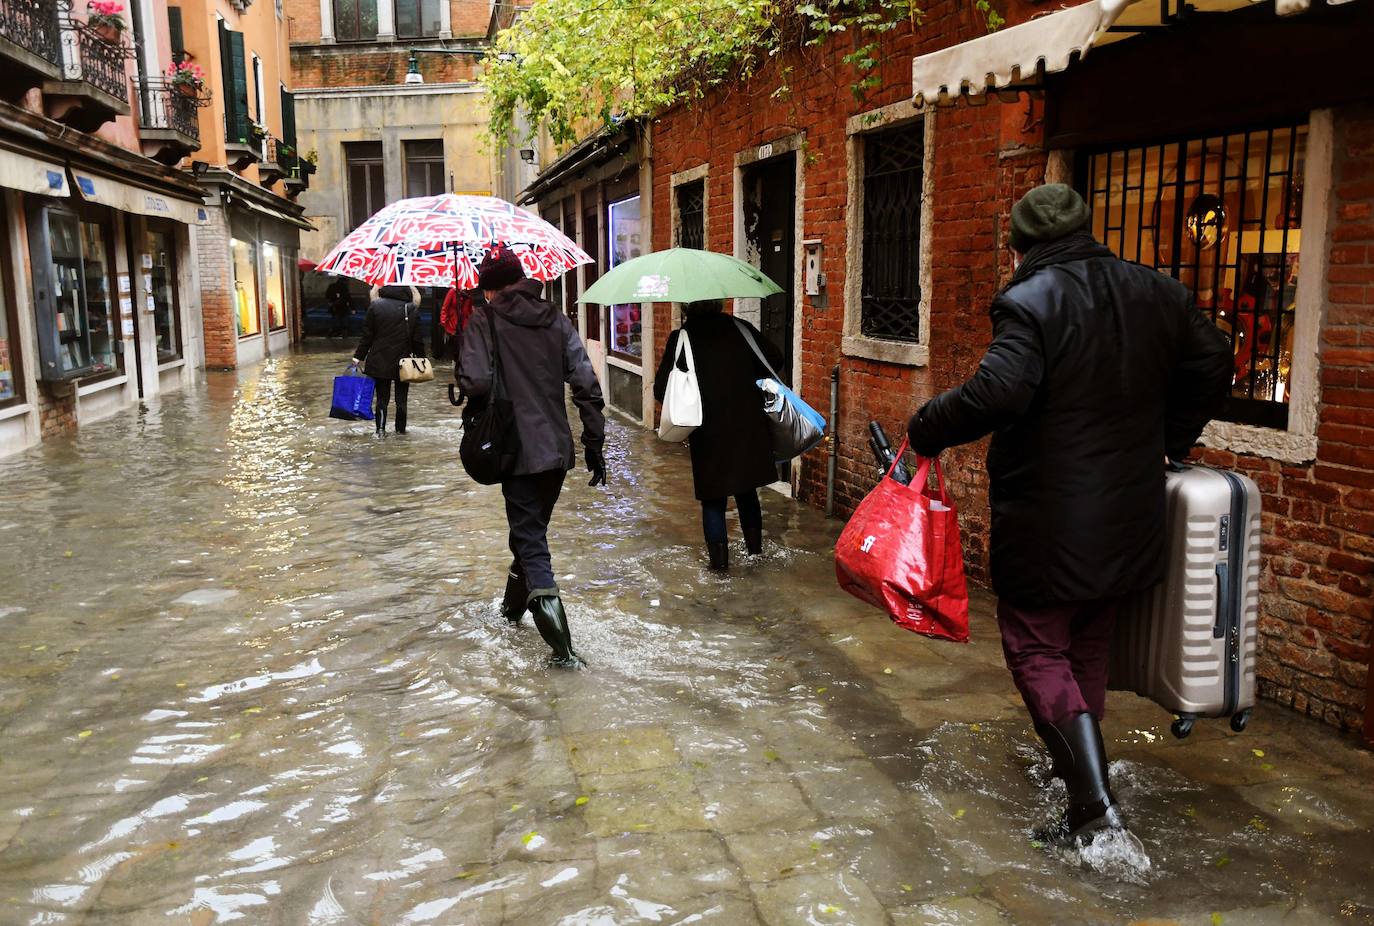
[{"left": 459, "top": 312, "right": 520, "bottom": 485}]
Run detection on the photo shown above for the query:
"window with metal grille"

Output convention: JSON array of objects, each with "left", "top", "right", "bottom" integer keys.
[
  {"left": 676, "top": 179, "right": 704, "bottom": 249},
  {"left": 860, "top": 122, "right": 924, "bottom": 343},
  {"left": 345, "top": 141, "right": 385, "bottom": 230},
  {"left": 1084, "top": 123, "right": 1307, "bottom": 430},
  {"left": 404, "top": 139, "right": 445, "bottom": 197}
]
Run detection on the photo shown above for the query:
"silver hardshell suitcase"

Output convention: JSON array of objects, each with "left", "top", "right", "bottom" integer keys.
[{"left": 1109, "top": 464, "right": 1261, "bottom": 739}]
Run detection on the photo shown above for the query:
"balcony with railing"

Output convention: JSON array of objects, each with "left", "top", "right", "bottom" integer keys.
[
  {"left": 259, "top": 135, "right": 287, "bottom": 186},
  {"left": 44, "top": 15, "right": 130, "bottom": 131},
  {"left": 283, "top": 147, "right": 309, "bottom": 199},
  {"left": 136, "top": 76, "right": 202, "bottom": 165},
  {"left": 0, "top": 0, "right": 63, "bottom": 96},
  {"left": 224, "top": 109, "right": 261, "bottom": 171}
]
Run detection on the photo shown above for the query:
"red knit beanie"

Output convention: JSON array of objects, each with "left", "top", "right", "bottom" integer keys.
[{"left": 477, "top": 244, "right": 527, "bottom": 291}]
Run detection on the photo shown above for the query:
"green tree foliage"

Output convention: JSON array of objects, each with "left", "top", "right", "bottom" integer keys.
[{"left": 481, "top": 0, "right": 1002, "bottom": 147}]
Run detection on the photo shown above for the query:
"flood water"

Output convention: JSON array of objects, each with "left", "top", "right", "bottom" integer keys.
[{"left": 1, "top": 348, "right": 1372, "bottom": 925}]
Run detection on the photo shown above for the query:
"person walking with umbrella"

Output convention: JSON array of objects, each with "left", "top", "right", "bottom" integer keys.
[
  {"left": 579, "top": 247, "right": 787, "bottom": 573},
  {"left": 460, "top": 246, "right": 606, "bottom": 668},
  {"left": 653, "top": 301, "right": 782, "bottom": 571}
]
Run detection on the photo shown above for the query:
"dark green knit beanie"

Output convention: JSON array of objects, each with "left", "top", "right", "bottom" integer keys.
[{"left": 1009, "top": 183, "right": 1091, "bottom": 252}]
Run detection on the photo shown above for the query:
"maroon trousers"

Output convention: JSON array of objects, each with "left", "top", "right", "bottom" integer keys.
[{"left": 997, "top": 597, "right": 1119, "bottom": 726}]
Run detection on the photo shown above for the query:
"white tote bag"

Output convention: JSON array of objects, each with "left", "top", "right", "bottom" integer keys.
[{"left": 657, "top": 330, "right": 703, "bottom": 442}]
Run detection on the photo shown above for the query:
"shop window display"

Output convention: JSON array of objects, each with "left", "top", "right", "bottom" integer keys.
[
  {"left": 232, "top": 238, "right": 260, "bottom": 338},
  {"left": 46, "top": 211, "right": 121, "bottom": 377},
  {"left": 0, "top": 221, "right": 17, "bottom": 403},
  {"left": 144, "top": 227, "right": 180, "bottom": 363},
  {"left": 1085, "top": 123, "right": 1307, "bottom": 430},
  {"left": 264, "top": 243, "right": 286, "bottom": 330},
  {"left": 607, "top": 194, "right": 642, "bottom": 358}
]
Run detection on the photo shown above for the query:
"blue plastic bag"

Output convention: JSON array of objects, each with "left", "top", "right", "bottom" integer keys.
[
  {"left": 757, "top": 377, "right": 827, "bottom": 463},
  {"left": 330, "top": 370, "right": 375, "bottom": 421}
]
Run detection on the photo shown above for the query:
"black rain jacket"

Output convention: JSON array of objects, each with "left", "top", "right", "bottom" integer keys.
[
  {"left": 353, "top": 285, "right": 423, "bottom": 380},
  {"left": 907, "top": 232, "right": 1232, "bottom": 606},
  {"left": 458, "top": 279, "right": 605, "bottom": 476}
]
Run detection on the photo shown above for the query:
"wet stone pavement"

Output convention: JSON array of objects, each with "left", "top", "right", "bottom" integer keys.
[{"left": 1, "top": 348, "right": 1372, "bottom": 926}]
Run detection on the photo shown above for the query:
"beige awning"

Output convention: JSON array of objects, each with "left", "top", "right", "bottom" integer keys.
[
  {"left": 914, "top": 0, "right": 1359, "bottom": 104},
  {"left": 913, "top": 0, "right": 1134, "bottom": 105},
  {"left": 0, "top": 149, "right": 69, "bottom": 197},
  {"left": 72, "top": 170, "right": 203, "bottom": 225}
]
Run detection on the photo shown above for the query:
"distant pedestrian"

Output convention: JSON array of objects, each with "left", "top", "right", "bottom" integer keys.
[
  {"left": 459, "top": 245, "right": 606, "bottom": 668},
  {"left": 653, "top": 300, "right": 783, "bottom": 572},
  {"left": 326, "top": 276, "right": 352, "bottom": 338},
  {"left": 351, "top": 284, "right": 424, "bottom": 435},
  {"left": 905, "top": 184, "right": 1231, "bottom": 843}
]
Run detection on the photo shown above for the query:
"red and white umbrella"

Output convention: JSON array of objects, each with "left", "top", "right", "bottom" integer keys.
[{"left": 316, "top": 193, "right": 592, "bottom": 288}]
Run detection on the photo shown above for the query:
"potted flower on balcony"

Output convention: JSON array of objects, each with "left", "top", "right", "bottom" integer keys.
[
  {"left": 166, "top": 61, "right": 206, "bottom": 97},
  {"left": 250, "top": 121, "right": 268, "bottom": 141},
  {"left": 86, "top": 0, "right": 127, "bottom": 44}
]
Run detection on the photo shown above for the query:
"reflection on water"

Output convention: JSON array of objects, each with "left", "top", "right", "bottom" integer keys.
[{"left": 0, "top": 348, "right": 1371, "bottom": 925}]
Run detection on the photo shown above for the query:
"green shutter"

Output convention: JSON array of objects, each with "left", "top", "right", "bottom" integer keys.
[
  {"left": 168, "top": 8, "right": 184, "bottom": 62},
  {"left": 280, "top": 88, "right": 296, "bottom": 150},
  {"left": 219, "top": 27, "right": 250, "bottom": 144}
]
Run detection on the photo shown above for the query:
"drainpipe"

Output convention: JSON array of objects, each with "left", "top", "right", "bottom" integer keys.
[{"left": 826, "top": 364, "right": 839, "bottom": 517}]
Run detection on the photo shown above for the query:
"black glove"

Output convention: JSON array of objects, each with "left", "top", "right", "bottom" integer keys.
[
  {"left": 585, "top": 445, "right": 607, "bottom": 487},
  {"left": 907, "top": 408, "right": 944, "bottom": 459}
]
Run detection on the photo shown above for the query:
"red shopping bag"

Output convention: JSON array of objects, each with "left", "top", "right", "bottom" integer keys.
[{"left": 835, "top": 440, "right": 970, "bottom": 642}]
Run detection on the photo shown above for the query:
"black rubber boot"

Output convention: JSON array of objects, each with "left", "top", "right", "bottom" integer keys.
[
  {"left": 501, "top": 563, "right": 528, "bottom": 624},
  {"left": 1038, "top": 712, "right": 1126, "bottom": 844},
  {"left": 743, "top": 527, "right": 763, "bottom": 556},
  {"left": 707, "top": 542, "right": 729, "bottom": 572},
  {"left": 375, "top": 407, "right": 387, "bottom": 435},
  {"left": 1035, "top": 721, "right": 1069, "bottom": 781},
  {"left": 529, "top": 595, "right": 585, "bottom": 669}
]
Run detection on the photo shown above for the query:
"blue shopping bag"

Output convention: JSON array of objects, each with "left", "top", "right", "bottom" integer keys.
[{"left": 330, "top": 369, "right": 375, "bottom": 421}]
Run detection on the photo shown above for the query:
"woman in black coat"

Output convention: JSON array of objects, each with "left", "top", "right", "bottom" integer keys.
[
  {"left": 351, "top": 284, "right": 423, "bottom": 434},
  {"left": 653, "top": 300, "right": 783, "bottom": 571}
]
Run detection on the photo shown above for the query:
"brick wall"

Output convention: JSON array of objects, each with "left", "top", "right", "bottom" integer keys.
[
  {"left": 36, "top": 387, "right": 76, "bottom": 439},
  {"left": 291, "top": 47, "right": 480, "bottom": 89},
  {"left": 648, "top": 22, "right": 1373, "bottom": 732},
  {"left": 198, "top": 206, "right": 237, "bottom": 370},
  {"left": 650, "top": 1, "right": 1038, "bottom": 588}
]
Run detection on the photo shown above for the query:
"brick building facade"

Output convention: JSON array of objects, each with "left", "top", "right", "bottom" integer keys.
[{"left": 531, "top": 0, "right": 1373, "bottom": 740}]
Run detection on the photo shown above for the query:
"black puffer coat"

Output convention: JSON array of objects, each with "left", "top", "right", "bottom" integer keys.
[
  {"left": 353, "top": 285, "right": 423, "bottom": 380},
  {"left": 907, "top": 233, "right": 1232, "bottom": 606},
  {"left": 653, "top": 312, "right": 782, "bottom": 501},
  {"left": 458, "top": 280, "right": 604, "bottom": 476}
]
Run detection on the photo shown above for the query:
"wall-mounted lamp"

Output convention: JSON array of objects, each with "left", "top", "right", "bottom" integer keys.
[
  {"left": 518, "top": 148, "right": 535, "bottom": 164},
  {"left": 190, "top": 160, "right": 211, "bottom": 177},
  {"left": 404, "top": 51, "right": 424, "bottom": 84}
]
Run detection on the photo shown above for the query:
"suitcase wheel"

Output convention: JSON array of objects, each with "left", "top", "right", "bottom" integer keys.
[
  {"left": 1230, "top": 709, "right": 1252, "bottom": 733},
  {"left": 1171, "top": 717, "right": 1195, "bottom": 740}
]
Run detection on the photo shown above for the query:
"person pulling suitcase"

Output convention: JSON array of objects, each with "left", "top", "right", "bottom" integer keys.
[{"left": 905, "top": 184, "right": 1232, "bottom": 843}]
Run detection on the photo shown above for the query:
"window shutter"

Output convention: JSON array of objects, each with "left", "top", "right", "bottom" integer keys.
[
  {"left": 280, "top": 88, "right": 296, "bottom": 150},
  {"left": 220, "top": 28, "right": 250, "bottom": 144},
  {"left": 168, "top": 8, "right": 185, "bottom": 63}
]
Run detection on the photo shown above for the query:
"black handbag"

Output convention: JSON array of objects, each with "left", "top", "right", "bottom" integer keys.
[{"left": 459, "top": 311, "right": 521, "bottom": 485}]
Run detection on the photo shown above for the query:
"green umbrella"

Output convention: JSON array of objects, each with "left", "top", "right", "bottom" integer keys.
[{"left": 579, "top": 248, "right": 783, "bottom": 304}]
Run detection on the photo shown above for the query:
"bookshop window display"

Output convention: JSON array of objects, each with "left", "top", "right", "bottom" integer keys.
[
  {"left": 144, "top": 225, "right": 181, "bottom": 363},
  {"left": 45, "top": 208, "right": 122, "bottom": 378},
  {"left": 232, "top": 238, "right": 261, "bottom": 338},
  {"left": 1084, "top": 122, "right": 1307, "bottom": 430}
]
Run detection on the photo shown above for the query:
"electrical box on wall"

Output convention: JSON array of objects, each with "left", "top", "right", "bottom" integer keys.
[{"left": 802, "top": 239, "right": 826, "bottom": 305}]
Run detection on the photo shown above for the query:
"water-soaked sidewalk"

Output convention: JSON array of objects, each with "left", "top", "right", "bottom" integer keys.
[{"left": 0, "top": 348, "right": 1371, "bottom": 926}]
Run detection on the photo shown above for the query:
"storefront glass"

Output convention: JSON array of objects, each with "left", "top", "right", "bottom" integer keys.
[
  {"left": 144, "top": 226, "right": 180, "bottom": 362},
  {"left": 607, "top": 194, "right": 643, "bottom": 358},
  {"left": 0, "top": 219, "right": 18, "bottom": 404},
  {"left": 46, "top": 210, "right": 121, "bottom": 377},
  {"left": 264, "top": 242, "right": 286, "bottom": 330},
  {"left": 1086, "top": 123, "right": 1307, "bottom": 429},
  {"left": 232, "top": 238, "right": 260, "bottom": 338}
]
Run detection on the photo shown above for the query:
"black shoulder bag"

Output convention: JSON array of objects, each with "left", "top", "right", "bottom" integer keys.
[{"left": 459, "top": 311, "right": 521, "bottom": 485}]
